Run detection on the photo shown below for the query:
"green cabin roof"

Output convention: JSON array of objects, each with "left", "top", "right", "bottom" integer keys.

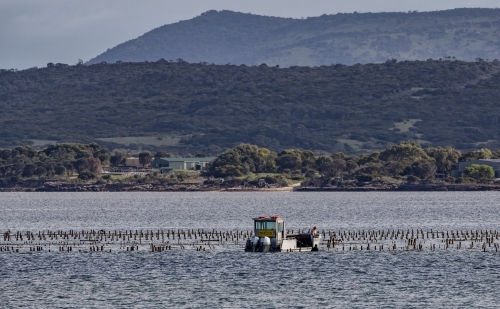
[{"left": 153, "top": 157, "right": 214, "bottom": 162}]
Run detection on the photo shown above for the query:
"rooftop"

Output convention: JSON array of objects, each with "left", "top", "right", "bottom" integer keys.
[{"left": 155, "top": 157, "right": 215, "bottom": 162}]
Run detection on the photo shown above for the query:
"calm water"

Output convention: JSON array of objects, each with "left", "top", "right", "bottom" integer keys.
[{"left": 1, "top": 192, "right": 499, "bottom": 308}]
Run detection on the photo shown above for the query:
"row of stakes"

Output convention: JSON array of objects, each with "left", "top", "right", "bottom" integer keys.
[{"left": 0, "top": 228, "right": 498, "bottom": 253}]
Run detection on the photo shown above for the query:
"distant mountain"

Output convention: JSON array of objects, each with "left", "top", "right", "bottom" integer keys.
[
  {"left": 1, "top": 59, "right": 500, "bottom": 154},
  {"left": 87, "top": 9, "right": 500, "bottom": 66}
]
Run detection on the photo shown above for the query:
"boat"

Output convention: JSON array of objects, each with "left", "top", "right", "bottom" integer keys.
[{"left": 244, "top": 215, "right": 321, "bottom": 252}]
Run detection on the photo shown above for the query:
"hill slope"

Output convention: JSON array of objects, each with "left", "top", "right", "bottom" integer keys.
[
  {"left": 1, "top": 60, "right": 500, "bottom": 154},
  {"left": 87, "top": 9, "right": 500, "bottom": 67}
]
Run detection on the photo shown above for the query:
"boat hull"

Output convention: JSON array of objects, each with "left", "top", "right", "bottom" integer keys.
[{"left": 245, "top": 235, "right": 320, "bottom": 252}]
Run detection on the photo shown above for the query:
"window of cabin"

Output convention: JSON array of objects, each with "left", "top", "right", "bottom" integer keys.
[{"left": 255, "top": 221, "right": 276, "bottom": 230}]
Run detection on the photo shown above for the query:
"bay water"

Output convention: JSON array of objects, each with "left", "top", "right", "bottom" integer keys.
[{"left": 0, "top": 192, "right": 499, "bottom": 308}]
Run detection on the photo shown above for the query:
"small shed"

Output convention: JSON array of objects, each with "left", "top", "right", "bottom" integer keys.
[
  {"left": 151, "top": 157, "right": 214, "bottom": 171},
  {"left": 125, "top": 157, "right": 141, "bottom": 167}
]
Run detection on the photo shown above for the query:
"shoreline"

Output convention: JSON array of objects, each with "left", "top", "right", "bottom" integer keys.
[{"left": 1, "top": 182, "right": 499, "bottom": 192}]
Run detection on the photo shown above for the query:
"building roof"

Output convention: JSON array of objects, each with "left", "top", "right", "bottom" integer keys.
[
  {"left": 457, "top": 159, "right": 500, "bottom": 171},
  {"left": 154, "top": 157, "right": 215, "bottom": 162},
  {"left": 459, "top": 159, "right": 500, "bottom": 164},
  {"left": 479, "top": 159, "right": 500, "bottom": 162}
]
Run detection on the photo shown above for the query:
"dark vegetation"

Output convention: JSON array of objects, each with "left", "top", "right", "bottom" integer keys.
[
  {"left": 1, "top": 59, "right": 500, "bottom": 153},
  {"left": 87, "top": 9, "right": 500, "bottom": 67},
  {"left": 0, "top": 143, "right": 110, "bottom": 185},
  {"left": 1, "top": 142, "right": 499, "bottom": 189},
  {"left": 204, "top": 143, "right": 500, "bottom": 186},
  {"left": 0, "top": 143, "right": 196, "bottom": 187}
]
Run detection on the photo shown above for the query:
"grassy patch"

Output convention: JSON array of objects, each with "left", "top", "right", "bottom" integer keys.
[
  {"left": 104, "top": 174, "right": 130, "bottom": 180},
  {"left": 475, "top": 140, "right": 497, "bottom": 146},
  {"left": 337, "top": 138, "right": 365, "bottom": 148},
  {"left": 29, "top": 139, "right": 57, "bottom": 147},
  {"left": 96, "top": 136, "right": 182, "bottom": 147},
  {"left": 390, "top": 119, "right": 421, "bottom": 133}
]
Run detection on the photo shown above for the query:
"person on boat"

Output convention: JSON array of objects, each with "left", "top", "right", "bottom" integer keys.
[
  {"left": 311, "top": 226, "right": 318, "bottom": 237},
  {"left": 310, "top": 226, "right": 318, "bottom": 247}
]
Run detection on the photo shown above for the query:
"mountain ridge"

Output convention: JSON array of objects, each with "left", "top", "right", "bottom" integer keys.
[{"left": 87, "top": 8, "right": 500, "bottom": 67}]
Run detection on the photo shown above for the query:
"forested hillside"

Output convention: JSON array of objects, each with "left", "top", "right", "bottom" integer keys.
[
  {"left": 87, "top": 9, "right": 500, "bottom": 66},
  {"left": 1, "top": 59, "right": 500, "bottom": 153}
]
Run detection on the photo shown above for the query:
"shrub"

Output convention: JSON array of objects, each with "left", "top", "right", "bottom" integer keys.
[
  {"left": 291, "top": 175, "right": 306, "bottom": 182},
  {"left": 305, "top": 170, "right": 316, "bottom": 179},
  {"left": 204, "top": 144, "right": 276, "bottom": 177},
  {"left": 78, "top": 170, "right": 96, "bottom": 181},
  {"left": 444, "top": 176, "right": 456, "bottom": 183},
  {"left": 406, "top": 175, "right": 420, "bottom": 183},
  {"left": 264, "top": 174, "right": 288, "bottom": 186},
  {"left": 456, "top": 176, "right": 476, "bottom": 184},
  {"left": 463, "top": 164, "right": 494, "bottom": 180},
  {"left": 356, "top": 174, "right": 373, "bottom": 182}
]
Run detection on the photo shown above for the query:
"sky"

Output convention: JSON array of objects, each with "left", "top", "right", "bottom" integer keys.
[{"left": 1, "top": 0, "right": 499, "bottom": 70}]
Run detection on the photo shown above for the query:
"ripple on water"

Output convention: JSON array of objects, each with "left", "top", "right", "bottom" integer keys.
[{"left": 0, "top": 192, "right": 500, "bottom": 308}]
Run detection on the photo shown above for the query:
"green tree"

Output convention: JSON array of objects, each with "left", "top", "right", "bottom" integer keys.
[
  {"left": 276, "top": 149, "right": 317, "bottom": 172},
  {"left": 22, "top": 164, "right": 37, "bottom": 178},
  {"left": 459, "top": 148, "right": 493, "bottom": 162},
  {"left": 12, "top": 162, "right": 25, "bottom": 176},
  {"left": 345, "top": 160, "right": 359, "bottom": 174},
  {"left": 315, "top": 156, "right": 333, "bottom": 174},
  {"left": 63, "top": 162, "right": 74, "bottom": 176},
  {"left": 34, "top": 166, "right": 47, "bottom": 178},
  {"left": 276, "top": 151, "right": 302, "bottom": 171},
  {"left": 357, "top": 152, "right": 380, "bottom": 166},
  {"left": 463, "top": 164, "right": 494, "bottom": 180},
  {"left": 0, "top": 149, "right": 12, "bottom": 160},
  {"left": 406, "top": 175, "right": 420, "bottom": 183},
  {"left": 155, "top": 151, "right": 172, "bottom": 158},
  {"left": 379, "top": 141, "right": 430, "bottom": 162},
  {"left": 110, "top": 151, "right": 126, "bottom": 166},
  {"left": 425, "top": 146, "right": 460, "bottom": 174},
  {"left": 316, "top": 156, "right": 346, "bottom": 178},
  {"left": 94, "top": 149, "right": 111, "bottom": 166},
  {"left": 356, "top": 162, "right": 383, "bottom": 178},
  {"left": 55, "top": 165, "right": 66, "bottom": 176},
  {"left": 74, "top": 158, "right": 90, "bottom": 174},
  {"left": 382, "top": 161, "right": 404, "bottom": 176},
  {"left": 78, "top": 170, "right": 96, "bottom": 181},
  {"left": 204, "top": 144, "right": 276, "bottom": 177},
  {"left": 139, "top": 152, "right": 152, "bottom": 167},
  {"left": 409, "top": 160, "right": 437, "bottom": 179}
]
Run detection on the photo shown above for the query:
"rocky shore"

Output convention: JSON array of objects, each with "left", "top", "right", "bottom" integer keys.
[
  {"left": 1, "top": 181, "right": 499, "bottom": 192},
  {"left": 295, "top": 183, "right": 500, "bottom": 191},
  {"left": 0, "top": 182, "right": 215, "bottom": 192}
]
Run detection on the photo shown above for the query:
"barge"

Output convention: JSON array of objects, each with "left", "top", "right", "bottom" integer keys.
[{"left": 244, "top": 215, "right": 321, "bottom": 252}]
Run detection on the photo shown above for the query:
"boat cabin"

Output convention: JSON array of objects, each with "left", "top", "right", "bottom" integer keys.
[
  {"left": 254, "top": 215, "right": 285, "bottom": 248},
  {"left": 245, "top": 215, "right": 321, "bottom": 252}
]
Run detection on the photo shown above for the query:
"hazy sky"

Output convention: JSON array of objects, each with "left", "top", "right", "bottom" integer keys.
[{"left": 1, "top": 0, "right": 499, "bottom": 70}]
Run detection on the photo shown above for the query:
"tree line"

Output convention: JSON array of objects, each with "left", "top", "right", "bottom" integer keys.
[
  {"left": 0, "top": 143, "right": 113, "bottom": 184},
  {"left": 1, "top": 142, "right": 499, "bottom": 187},
  {"left": 0, "top": 143, "right": 206, "bottom": 186},
  {"left": 204, "top": 142, "right": 500, "bottom": 185}
]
